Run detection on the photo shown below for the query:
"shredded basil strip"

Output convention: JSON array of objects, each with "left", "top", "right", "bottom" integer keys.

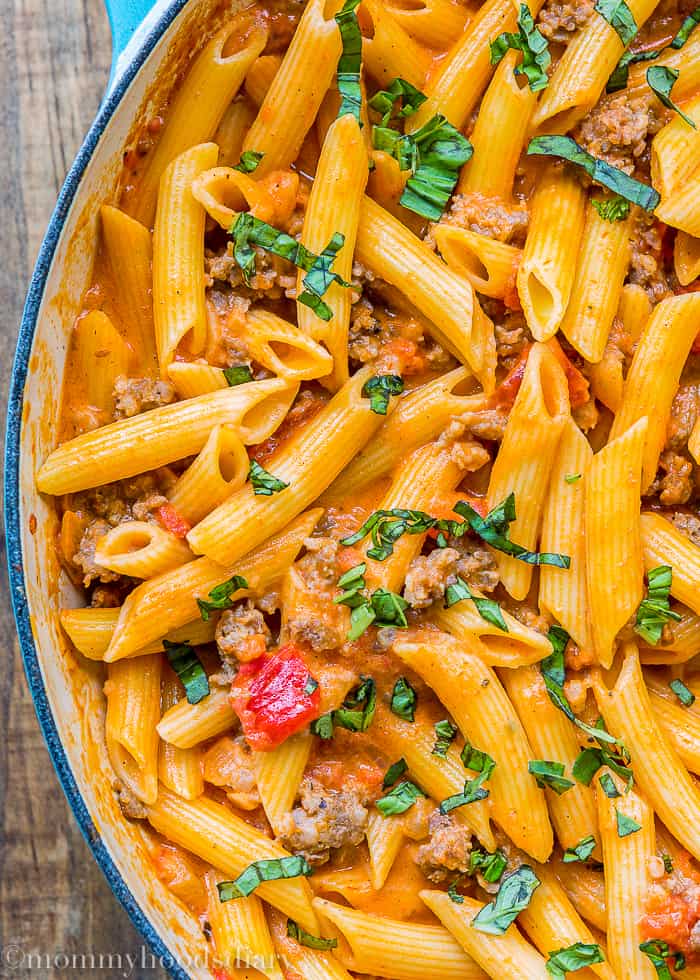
[
  {"left": 594, "top": 0, "right": 638, "bottom": 45},
  {"left": 346, "top": 587, "right": 409, "bottom": 641},
  {"left": 376, "top": 780, "right": 425, "bottom": 815},
  {"left": 647, "top": 66, "right": 697, "bottom": 127},
  {"left": 399, "top": 114, "right": 473, "bottom": 221},
  {"left": 635, "top": 565, "right": 681, "bottom": 645},
  {"left": 334, "top": 676, "right": 377, "bottom": 731},
  {"left": 616, "top": 810, "right": 642, "bottom": 837},
  {"left": 640, "top": 940, "right": 686, "bottom": 979},
  {"left": 599, "top": 772, "right": 621, "bottom": 798},
  {"left": 591, "top": 195, "right": 631, "bottom": 221},
  {"left": 248, "top": 459, "right": 289, "bottom": 496},
  {"left": 562, "top": 836, "right": 597, "bottom": 863},
  {"left": 233, "top": 151, "right": 264, "bottom": 173},
  {"left": 471, "top": 866, "right": 541, "bottom": 935},
  {"left": 218, "top": 856, "right": 313, "bottom": 900},
  {"left": 287, "top": 920, "right": 338, "bottom": 950},
  {"left": 564, "top": 472, "right": 583, "bottom": 483},
  {"left": 546, "top": 943, "right": 605, "bottom": 978},
  {"left": 448, "top": 875, "right": 466, "bottom": 903},
  {"left": 663, "top": 853, "right": 674, "bottom": 873},
  {"left": 341, "top": 508, "right": 437, "bottom": 560},
  {"left": 445, "top": 575, "right": 508, "bottom": 632},
  {"left": 362, "top": 375, "right": 404, "bottom": 415},
  {"left": 368, "top": 77, "right": 427, "bottom": 125},
  {"left": 461, "top": 743, "right": 496, "bottom": 778},
  {"left": 298, "top": 232, "right": 349, "bottom": 320},
  {"left": 527, "top": 134, "right": 660, "bottom": 211},
  {"left": 672, "top": 4, "right": 700, "bottom": 47},
  {"left": 469, "top": 848, "right": 508, "bottom": 883},
  {"left": 335, "top": 0, "right": 363, "bottom": 123},
  {"left": 163, "top": 640, "right": 210, "bottom": 704},
  {"left": 223, "top": 364, "right": 254, "bottom": 386},
  {"left": 607, "top": 48, "right": 661, "bottom": 92},
  {"left": 432, "top": 719, "right": 459, "bottom": 757},
  {"left": 383, "top": 758, "right": 409, "bottom": 788},
  {"left": 391, "top": 677, "right": 417, "bottom": 721},
  {"left": 441, "top": 744, "right": 495, "bottom": 813},
  {"left": 490, "top": 3, "right": 551, "bottom": 92},
  {"left": 197, "top": 575, "right": 249, "bottom": 621},
  {"left": 310, "top": 713, "right": 334, "bottom": 739},
  {"left": 670, "top": 678, "right": 696, "bottom": 706},
  {"left": 529, "top": 760, "right": 574, "bottom": 795},
  {"left": 454, "top": 494, "right": 571, "bottom": 568}
]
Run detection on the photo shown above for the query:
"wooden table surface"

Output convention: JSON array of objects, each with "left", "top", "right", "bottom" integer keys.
[{"left": 0, "top": 3, "right": 168, "bottom": 977}]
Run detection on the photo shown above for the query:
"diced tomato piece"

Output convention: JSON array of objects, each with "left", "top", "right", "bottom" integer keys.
[
  {"left": 547, "top": 338, "right": 590, "bottom": 409},
  {"left": 229, "top": 644, "right": 320, "bottom": 750},
  {"left": 642, "top": 891, "right": 693, "bottom": 952},
  {"left": 155, "top": 502, "right": 191, "bottom": 539},
  {"left": 382, "top": 337, "right": 426, "bottom": 376},
  {"left": 490, "top": 345, "right": 532, "bottom": 409}
]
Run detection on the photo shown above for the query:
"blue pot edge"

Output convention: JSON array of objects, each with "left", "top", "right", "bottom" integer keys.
[{"left": 4, "top": 4, "right": 195, "bottom": 977}]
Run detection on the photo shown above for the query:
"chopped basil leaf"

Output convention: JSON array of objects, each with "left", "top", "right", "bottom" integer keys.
[
  {"left": 334, "top": 676, "right": 377, "bottom": 732},
  {"left": 527, "top": 134, "right": 660, "bottom": 211},
  {"left": 640, "top": 940, "right": 686, "bottom": 978},
  {"left": 562, "top": 836, "right": 597, "bottom": 863},
  {"left": 599, "top": 772, "right": 621, "bottom": 798},
  {"left": 368, "top": 77, "right": 427, "bottom": 126},
  {"left": 233, "top": 151, "right": 264, "bottom": 174},
  {"left": 197, "top": 575, "right": 249, "bottom": 621},
  {"left": 529, "top": 760, "right": 574, "bottom": 795},
  {"left": 163, "top": 640, "right": 210, "bottom": 704},
  {"left": 223, "top": 364, "right": 254, "bottom": 386},
  {"left": 594, "top": 0, "right": 638, "bottom": 45},
  {"left": 399, "top": 114, "right": 473, "bottom": 221},
  {"left": 663, "top": 853, "right": 674, "bottom": 873},
  {"left": 607, "top": 48, "right": 661, "bottom": 92},
  {"left": 347, "top": 601, "right": 376, "bottom": 640},
  {"left": 635, "top": 565, "right": 682, "bottom": 645},
  {"left": 311, "top": 713, "right": 334, "bottom": 739},
  {"left": 469, "top": 848, "right": 508, "bottom": 883},
  {"left": 447, "top": 874, "right": 465, "bottom": 903},
  {"left": 383, "top": 757, "right": 408, "bottom": 788},
  {"left": 298, "top": 232, "right": 348, "bottom": 321},
  {"left": 287, "top": 920, "right": 338, "bottom": 950},
  {"left": 341, "top": 508, "right": 436, "bottom": 560},
  {"left": 335, "top": 563, "right": 368, "bottom": 608},
  {"left": 564, "top": 472, "right": 582, "bottom": 483},
  {"left": 453, "top": 493, "right": 571, "bottom": 568},
  {"left": 616, "top": 810, "right": 642, "bottom": 837},
  {"left": 471, "top": 866, "right": 541, "bottom": 935},
  {"left": 362, "top": 375, "right": 404, "bottom": 415},
  {"left": 371, "top": 589, "right": 409, "bottom": 628},
  {"left": 376, "top": 780, "right": 425, "bottom": 815},
  {"left": 647, "top": 66, "right": 697, "bottom": 127},
  {"left": 546, "top": 942, "right": 605, "bottom": 978},
  {"left": 672, "top": 4, "right": 700, "bottom": 47},
  {"left": 249, "top": 459, "right": 289, "bottom": 496},
  {"left": 391, "top": 677, "right": 417, "bottom": 721},
  {"left": 670, "top": 678, "right": 696, "bottom": 707},
  {"left": 432, "top": 719, "right": 458, "bottom": 758},
  {"left": 490, "top": 3, "right": 551, "bottom": 92},
  {"left": 372, "top": 124, "right": 416, "bottom": 171},
  {"left": 573, "top": 732, "right": 633, "bottom": 790},
  {"left": 436, "top": 531, "right": 448, "bottom": 547},
  {"left": 445, "top": 575, "right": 508, "bottom": 632},
  {"left": 441, "top": 744, "right": 495, "bottom": 813},
  {"left": 461, "top": 743, "right": 496, "bottom": 779},
  {"left": 304, "top": 675, "right": 319, "bottom": 696},
  {"left": 591, "top": 195, "right": 631, "bottom": 221},
  {"left": 218, "top": 856, "right": 313, "bottom": 900},
  {"left": 335, "top": 0, "right": 363, "bottom": 123},
  {"left": 541, "top": 625, "right": 574, "bottom": 718}
]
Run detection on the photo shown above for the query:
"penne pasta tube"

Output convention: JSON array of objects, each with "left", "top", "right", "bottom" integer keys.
[
  {"left": 361, "top": 0, "right": 432, "bottom": 89},
  {"left": 457, "top": 51, "right": 537, "bottom": 201},
  {"left": 531, "top": 0, "right": 662, "bottom": 132},
  {"left": 252, "top": 732, "right": 313, "bottom": 836},
  {"left": 651, "top": 94, "right": 700, "bottom": 199},
  {"left": 585, "top": 418, "right": 646, "bottom": 668},
  {"left": 420, "top": 891, "right": 549, "bottom": 980},
  {"left": 594, "top": 646, "right": 700, "bottom": 862},
  {"left": 158, "top": 670, "right": 204, "bottom": 801},
  {"left": 356, "top": 196, "right": 496, "bottom": 389},
  {"left": 609, "top": 292, "right": 700, "bottom": 490},
  {"left": 393, "top": 630, "right": 552, "bottom": 861},
  {"left": 539, "top": 416, "right": 594, "bottom": 653},
  {"left": 93, "top": 521, "right": 192, "bottom": 579},
  {"left": 296, "top": 113, "right": 368, "bottom": 391},
  {"left": 626, "top": 30, "right": 700, "bottom": 101},
  {"left": 244, "top": 53, "right": 282, "bottom": 108},
  {"left": 105, "top": 509, "right": 321, "bottom": 662},
  {"left": 191, "top": 166, "right": 279, "bottom": 229},
  {"left": 37, "top": 378, "right": 294, "bottom": 495},
  {"left": 655, "top": 170, "right": 700, "bottom": 235},
  {"left": 131, "top": 16, "right": 268, "bottom": 226},
  {"left": 245, "top": 309, "right": 334, "bottom": 383},
  {"left": 647, "top": 686, "right": 700, "bottom": 775},
  {"left": 588, "top": 283, "right": 650, "bottom": 413},
  {"left": 59, "top": 606, "right": 216, "bottom": 661},
  {"left": 153, "top": 141, "right": 219, "bottom": 370},
  {"left": 365, "top": 810, "right": 405, "bottom": 890},
  {"left": 594, "top": 765, "right": 657, "bottom": 980},
  {"left": 639, "top": 605, "right": 700, "bottom": 664},
  {"left": 71, "top": 311, "right": 130, "bottom": 419},
  {"left": 552, "top": 859, "right": 607, "bottom": 932},
  {"left": 518, "top": 865, "right": 615, "bottom": 980},
  {"left": 146, "top": 789, "right": 319, "bottom": 932},
  {"left": 674, "top": 230, "right": 700, "bottom": 286},
  {"left": 487, "top": 342, "right": 570, "bottom": 600},
  {"left": 186, "top": 368, "right": 387, "bottom": 566},
  {"left": 432, "top": 602, "right": 552, "bottom": 668},
  {"left": 312, "top": 897, "right": 486, "bottom": 979},
  {"left": 559, "top": 198, "right": 632, "bottom": 363},
  {"left": 405, "top": 0, "right": 520, "bottom": 133},
  {"left": 204, "top": 872, "right": 285, "bottom": 980},
  {"left": 168, "top": 424, "right": 250, "bottom": 525},
  {"left": 157, "top": 685, "right": 236, "bottom": 749},
  {"left": 105, "top": 655, "right": 162, "bottom": 805},
  {"left": 516, "top": 164, "right": 587, "bottom": 342},
  {"left": 382, "top": 0, "right": 470, "bottom": 49},
  {"left": 641, "top": 511, "right": 700, "bottom": 616},
  {"left": 100, "top": 207, "right": 158, "bottom": 371},
  {"left": 433, "top": 225, "right": 521, "bottom": 301},
  {"left": 242, "top": 0, "right": 341, "bottom": 175},
  {"left": 500, "top": 665, "right": 600, "bottom": 856},
  {"left": 213, "top": 98, "right": 256, "bottom": 169},
  {"left": 274, "top": 939, "right": 354, "bottom": 980}
]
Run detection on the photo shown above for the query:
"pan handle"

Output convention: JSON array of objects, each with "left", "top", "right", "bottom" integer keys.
[{"left": 103, "top": 0, "right": 161, "bottom": 93}]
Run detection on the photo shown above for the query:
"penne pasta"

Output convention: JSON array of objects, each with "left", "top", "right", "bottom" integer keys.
[
  {"left": 94, "top": 520, "right": 192, "bottom": 579},
  {"left": 105, "top": 655, "right": 162, "bottom": 805},
  {"left": 168, "top": 424, "right": 250, "bottom": 525},
  {"left": 158, "top": 670, "right": 204, "bottom": 800},
  {"left": 433, "top": 225, "right": 521, "bottom": 302}
]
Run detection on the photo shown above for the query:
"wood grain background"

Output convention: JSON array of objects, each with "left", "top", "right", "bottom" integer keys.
[{"left": 0, "top": 2, "right": 168, "bottom": 977}]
